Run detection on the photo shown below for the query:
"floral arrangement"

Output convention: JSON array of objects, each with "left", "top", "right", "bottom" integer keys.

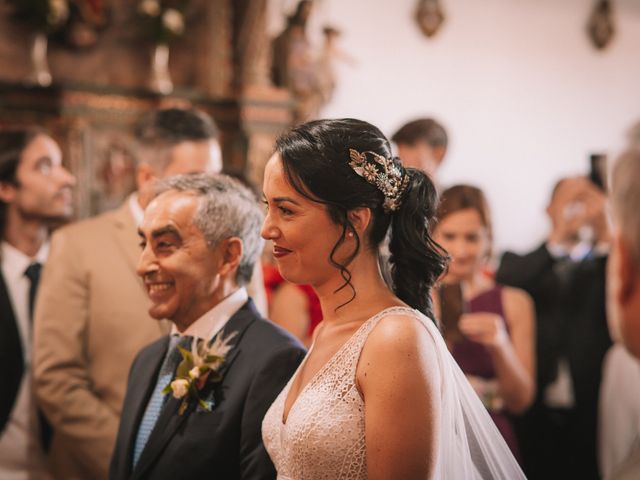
[
  {"left": 137, "top": 0, "right": 188, "bottom": 44},
  {"left": 7, "top": 0, "right": 70, "bottom": 32},
  {"left": 66, "top": 0, "right": 110, "bottom": 48},
  {"left": 163, "top": 332, "right": 237, "bottom": 415},
  {"left": 7, "top": 0, "right": 110, "bottom": 47}
]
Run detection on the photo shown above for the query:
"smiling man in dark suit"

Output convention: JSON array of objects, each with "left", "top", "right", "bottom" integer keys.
[{"left": 110, "top": 173, "right": 305, "bottom": 480}]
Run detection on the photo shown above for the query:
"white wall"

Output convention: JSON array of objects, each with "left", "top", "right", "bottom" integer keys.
[{"left": 268, "top": 0, "right": 640, "bottom": 254}]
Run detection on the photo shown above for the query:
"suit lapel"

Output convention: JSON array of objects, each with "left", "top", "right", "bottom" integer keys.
[
  {"left": 209, "top": 299, "right": 260, "bottom": 379},
  {"left": 130, "top": 300, "right": 259, "bottom": 479},
  {"left": 120, "top": 338, "right": 169, "bottom": 477},
  {"left": 131, "top": 393, "right": 190, "bottom": 480},
  {"left": 111, "top": 202, "right": 143, "bottom": 275}
]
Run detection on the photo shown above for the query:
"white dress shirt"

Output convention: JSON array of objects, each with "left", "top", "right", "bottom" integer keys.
[
  {"left": 599, "top": 344, "right": 640, "bottom": 479},
  {"left": 0, "top": 241, "right": 51, "bottom": 480},
  {"left": 171, "top": 287, "right": 249, "bottom": 341},
  {"left": 129, "top": 192, "right": 144, "bottom": 226}
]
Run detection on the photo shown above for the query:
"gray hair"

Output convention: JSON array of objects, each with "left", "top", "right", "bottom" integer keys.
[
  {"left": 154, "top": 173, "right": 264, "bottom": 285},
  {"left": 611, "top": 148, "right": 640, "bottom": 268}
]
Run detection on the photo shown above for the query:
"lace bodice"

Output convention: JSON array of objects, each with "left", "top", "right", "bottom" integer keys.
[{"left": 261, "top": 306, "right": 422, "bottom": 480}]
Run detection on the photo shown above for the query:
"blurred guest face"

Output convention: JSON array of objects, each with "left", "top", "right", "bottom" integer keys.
[
  {"left": 3, "top": 134, "right": 75, "bottom": 221},
  {"left": 434, "top": 208, "right": 490, "bottom": 282},
  {"left": 260, "top": 154, "right": 346, "bottom": 287},
  {"left": 163, "top": 140, "right": 222, "bottom": 177},
  {"left": 397, "top": 141, "right": 443, "bottom": 178},
  {"left": 137, "top": 139, "right": 222, "bottom": 208},
  {"left": 136, "top": 190, "right": 223, "bottom": 330}
]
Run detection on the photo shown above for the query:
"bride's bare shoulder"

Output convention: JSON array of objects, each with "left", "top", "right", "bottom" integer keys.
[
  {"left": 356, "top": 309, "right": 441, "bottom": 406},
  {"left": 359, "top": 310, "right": 440, "bottom": 377},
  {"left": 369, "top": 309, "right": 437, "bottom": 346}
]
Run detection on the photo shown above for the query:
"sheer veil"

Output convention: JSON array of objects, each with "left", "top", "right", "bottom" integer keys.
[{"left": 417, "top": 310, "right": 526, "bottom": 479}]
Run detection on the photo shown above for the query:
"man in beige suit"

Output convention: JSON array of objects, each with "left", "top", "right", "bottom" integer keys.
[{"left": 33, "top": 108, "right": 226, "bottom": 480}]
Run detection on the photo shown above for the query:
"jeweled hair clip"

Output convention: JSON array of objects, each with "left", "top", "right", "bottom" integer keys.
[{"left": 348, "top": 148, "right": 410, "bottom": 213}]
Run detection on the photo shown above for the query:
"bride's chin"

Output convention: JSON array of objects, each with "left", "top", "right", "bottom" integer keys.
[{"left": 278, "top": 269, "right": 306, "bottom": 286}]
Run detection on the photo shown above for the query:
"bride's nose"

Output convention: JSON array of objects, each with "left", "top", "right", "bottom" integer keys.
[{"left": 261, "top": 214, "right": 279, "bottom": 240}]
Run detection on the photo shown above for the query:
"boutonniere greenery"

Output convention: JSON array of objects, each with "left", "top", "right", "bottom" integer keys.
[{"left": 162, "top": 332, "right": 237, "bottom": 415}]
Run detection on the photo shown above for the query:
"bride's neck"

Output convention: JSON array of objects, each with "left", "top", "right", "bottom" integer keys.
[{"left": 315, "top": 253, "right": 401, "bottom": 326}]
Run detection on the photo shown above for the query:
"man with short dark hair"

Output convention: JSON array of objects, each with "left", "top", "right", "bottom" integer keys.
[
  {"left": 497, "top": 175, "right": 612, "bottom": 480},
  {"left": 391, "top": 117, "right": 448, "bottom": 177},
  {"left": 110, "top": 174, "right": 304, "bottom": 480},
  {"left": 33, "top": 108, "right": 223, "bottom": 480},
  {"left": 0, "top": 127, "right": 75, "bottom": 480}
]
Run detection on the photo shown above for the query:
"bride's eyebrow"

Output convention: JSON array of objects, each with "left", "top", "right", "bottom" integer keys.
[{"left": 270, "top": 196, "right": 302, "bottom": 206}]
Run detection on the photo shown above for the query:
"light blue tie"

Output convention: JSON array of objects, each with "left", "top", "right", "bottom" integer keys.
[{"left": 132, "top": 335, "right": 192, "bottom": 467}]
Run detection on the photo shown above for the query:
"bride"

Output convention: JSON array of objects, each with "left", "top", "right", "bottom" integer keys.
[{"left": 260, "top": 118, "right": 525, "bottom": 479}]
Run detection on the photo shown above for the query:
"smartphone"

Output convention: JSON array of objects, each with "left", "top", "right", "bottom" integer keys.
[
  {"left": 438, "top": 283, "right": 466, "bottom": 343},
  {"left": 589, "top": 153, "right": 607, "bottom": 191}
]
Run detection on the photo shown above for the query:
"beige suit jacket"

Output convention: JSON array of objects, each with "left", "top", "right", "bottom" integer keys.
[{"left": 33, "top": 201, "right": 168, "bottom": 480}]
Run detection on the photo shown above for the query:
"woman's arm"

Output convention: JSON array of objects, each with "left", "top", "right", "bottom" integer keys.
[
  {"left": 358, "top": 314, "right": 441, "bottom": 480},
  {"left": 500, "top": 287, "right": 536, "bottom": 412},
  {"left": 459, "top": 287, "right": 535, "bottom": 413}
]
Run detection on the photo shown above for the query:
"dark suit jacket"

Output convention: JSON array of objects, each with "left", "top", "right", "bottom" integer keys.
[
  {"left": 497, "top": 244, "right": 611, "bottom": 400},
  {"left": 0, "top": 271, "right": 23, "bottom": 434},
  {"left": 496, "top": 244, "right": 611, "bottom": 479},
  {"left": 110, "top": 299, "right": 305, "bottom": 480}
]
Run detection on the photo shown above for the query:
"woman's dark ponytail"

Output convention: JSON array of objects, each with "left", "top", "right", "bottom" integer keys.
[{"left": 388, "top": 168, "right": 448, "bottom": 319}]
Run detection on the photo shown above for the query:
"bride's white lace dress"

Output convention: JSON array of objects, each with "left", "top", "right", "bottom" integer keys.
[{"left": 262, "top": 306, "right": 525, "bottom": 479}]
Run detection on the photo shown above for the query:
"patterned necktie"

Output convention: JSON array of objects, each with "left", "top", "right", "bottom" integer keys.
[
  {"left": 24, "top": 262, "right": 42, "bottom": 321},
  {"left": 133, "top": 335, "right": 193, "bottom": 467}
]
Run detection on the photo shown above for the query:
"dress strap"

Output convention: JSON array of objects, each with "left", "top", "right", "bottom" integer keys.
[{"left": 346, "top": 306, "right": 427, "bottom": 375}]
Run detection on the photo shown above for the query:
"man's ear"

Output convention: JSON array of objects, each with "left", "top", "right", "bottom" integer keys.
[
  {"left": 616, "top": 236, "right": 638, "bottom": 306},
  {"left": 135, "top": 162, "right": 156, "bottom": 191},
  {"left": 218, "top": 237, "right": 243, "bottom": 278},
  {"left": 347, "top": 207, "right": 372, "bottom": 237},
  {"left": 433, "top": 145, "right": 447, "bottom": 164},
  {"left": 0, "top": 182, "right": 17, "bottom": 204}
]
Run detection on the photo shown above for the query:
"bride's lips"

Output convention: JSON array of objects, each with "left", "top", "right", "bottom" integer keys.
[{"left": 273, "top": 245, "right": 292, "bottom": 259}]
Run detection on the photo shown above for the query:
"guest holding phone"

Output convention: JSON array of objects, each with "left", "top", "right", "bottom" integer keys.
[{"left": 433, "top": 184, "right": 535, "bottom": 459}]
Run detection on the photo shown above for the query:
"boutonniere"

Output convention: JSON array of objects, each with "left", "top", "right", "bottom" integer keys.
[{"left": 162, "top": 332, "right": 237, "bottom": 415}]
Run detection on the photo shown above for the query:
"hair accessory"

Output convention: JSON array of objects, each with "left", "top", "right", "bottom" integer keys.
[{"left": 348, "top": 149, "right": 410, "bottom": 213}]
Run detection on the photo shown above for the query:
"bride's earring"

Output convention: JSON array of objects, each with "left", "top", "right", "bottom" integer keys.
[{"left": 347, "top": 231, "right": 354, "bottom": 238}]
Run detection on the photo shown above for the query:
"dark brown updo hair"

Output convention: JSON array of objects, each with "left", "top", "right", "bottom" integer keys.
[{"left": 274, "top": 118, "right": 448, "bottom": 319}]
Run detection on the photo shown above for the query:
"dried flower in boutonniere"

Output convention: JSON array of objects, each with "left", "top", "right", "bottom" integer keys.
[{"left": 162, "top": 332, "right": 237, "bottom": 415}]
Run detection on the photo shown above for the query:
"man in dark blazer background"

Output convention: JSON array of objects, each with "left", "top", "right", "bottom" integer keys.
[
  {"left": 496, "top": 176, "right": 612, "bottom": 480},
  {"left": 110, "top": 173, "right": 305, "bottom": 480},
  {"left": 0, "top": 127, "right": 75, "bottom": 479}
]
